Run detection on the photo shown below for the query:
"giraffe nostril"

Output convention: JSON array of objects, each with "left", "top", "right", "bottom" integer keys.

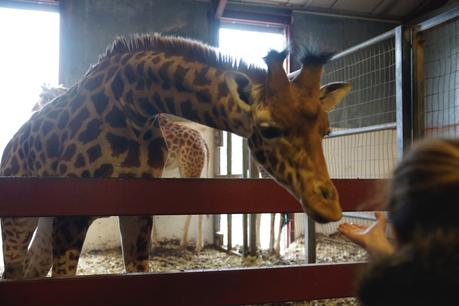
[{"left": 319, "top": 186, "right": 331, "bottom": 200}]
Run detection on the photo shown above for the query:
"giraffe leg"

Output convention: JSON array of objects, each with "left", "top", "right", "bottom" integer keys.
[
  {"left": 195, "top": 215, "right": 203, "bottom": 252},
  {"left": 1, "top": 217, "right": 38, "bottom": 279},
  {"left": 52, "top": 216, "right": 91, "bottom": 277},
  {"left": 274, "top": 215, "right": 283, "bottom": 256},
  {"left": 24, "top": 217, "right": 53, "bottom": 278},
  {"left": 119, "top": 215, "right": 152, "bottom": 273},
  {"left": 180, "top": 215, "right": 192, "bottom": 249}
]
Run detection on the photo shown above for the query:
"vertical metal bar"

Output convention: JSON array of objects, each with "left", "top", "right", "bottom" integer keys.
[
  {"left": 249, "top": 214, "right": 257, "bottom": 256},
  {"left": 269, "top": 213, "right": 275, "bottom": 252},
  {"left": 226, "top": 133, "right": 232, "bottom": 251},
  {"left": 395, "top": 25, "right": 413, "bottom": 158},
  {"left": 247, "top": 141, "right": 258, "bottom": 256},
  {"left": 213, "top": 130, "right": 222, "bottom": 247},
  {"left": 227, "top": 214, "right": 232, "bottom": 252},
  {"left": 227, "top": 133, "right": 232, "bottom": 176},
  {"left": 288, "top": 213, "right": 294, "bottom": 246},
  {"left": 412, "top": 26, "right": 425, "bottom": 139},
  {"left": 242, "top": 215, "right": 248, "bottom": 256},
  {"left": 304, "top": 215, "right": 316, "bottom": 264},
  {"left": 242, "top": 139, "right": 249, "bottom": 178},
  {"left": 242, "top": 139, "right": 249, "bottom": 256}
]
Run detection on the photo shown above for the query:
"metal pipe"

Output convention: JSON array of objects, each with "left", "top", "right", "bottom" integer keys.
[
  {"left": 292, "top": 8, "right": 400, "bottom": 24},
  {"left": 326, "top": 123, "right": 396, "bottom": 138},
  {"left": 418, "top": 5, "right": 459, "bottom": 32},
  {"left": 331, "top": 28, "right": 396, "bottom": 61}
]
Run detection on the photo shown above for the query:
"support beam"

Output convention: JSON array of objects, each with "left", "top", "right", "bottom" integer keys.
[
  {"left": 395, "top": 25, "right": 413, "bottom": 158},
  {"left": 215, "top": 0, "right": 227, "bottom": 19}
]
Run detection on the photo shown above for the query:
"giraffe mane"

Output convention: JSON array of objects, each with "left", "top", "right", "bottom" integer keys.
[{"left": 89, "top": 33, "right": 268, "bottom": 83}]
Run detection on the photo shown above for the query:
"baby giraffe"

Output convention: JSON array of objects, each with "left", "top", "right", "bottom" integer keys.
[{"left": 153, "top": 113, "right": 209, "bottom": 252}]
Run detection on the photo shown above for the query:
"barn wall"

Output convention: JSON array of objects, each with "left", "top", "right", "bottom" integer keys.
[{"left": 59, "top": 0, "right": 211, "bottom": 86}]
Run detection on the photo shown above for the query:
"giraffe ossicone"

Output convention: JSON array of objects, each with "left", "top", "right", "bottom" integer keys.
[{"left": 1, "top": 33, "right": 350, "bottom": 278}]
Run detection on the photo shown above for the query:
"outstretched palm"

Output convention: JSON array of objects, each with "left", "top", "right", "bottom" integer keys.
[{"left": 338, "top": 212, "right": 395, "bottom": 257}]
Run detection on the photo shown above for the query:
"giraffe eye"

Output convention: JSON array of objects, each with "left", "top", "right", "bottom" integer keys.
[{"left": 259, "top": 126, "right": 284, "bottom": 139}]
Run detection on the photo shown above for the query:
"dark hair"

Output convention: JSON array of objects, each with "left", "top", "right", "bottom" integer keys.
[
  {"left": 387, "top": 138, "right": 459, "bottom": 244},
  {"left": 357, "top": 229, "right": 459, "bottom": 306},
  {"left": 357, "top": 138, "right": 459, "bottom": 305}
]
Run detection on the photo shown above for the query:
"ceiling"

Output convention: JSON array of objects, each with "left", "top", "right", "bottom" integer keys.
[
  {"left": 3, "top": 0, "right": 451, "bottom": 22},
  {"left": 225, "top": 0, "right": 449, "bottom": 21}
]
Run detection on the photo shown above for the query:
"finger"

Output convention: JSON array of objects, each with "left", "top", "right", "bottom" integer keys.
[
  {"left": 338, "top": 223, "right": 362, "bottom": 235},
  {"left": 374, "top": 211, "right": 386, "bottom": 221},
  {"left": 338, "top": 227, "right": 366, "bottom": 245},
  {"left": 354, "top": 224, "right": 367, "bottom": 230},
  {"left": 338, "top": 223, "right": 358, "bottom": 231},
  {"left": 339, "top": 223, "right": 367, "bottom": 231}
]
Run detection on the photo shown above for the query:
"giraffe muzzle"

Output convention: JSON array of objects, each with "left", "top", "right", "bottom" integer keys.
[{"left": 301, "top": 183, "right": 342, "bottom": 223}]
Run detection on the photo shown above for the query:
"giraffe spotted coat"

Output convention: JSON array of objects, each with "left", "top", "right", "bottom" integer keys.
[{"left": 1, "top": 33, "right": 351, "bottom": 279}]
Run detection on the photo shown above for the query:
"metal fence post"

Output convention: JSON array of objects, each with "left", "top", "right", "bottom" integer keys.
[
  {"left": 412, "top": 26, "right": 425, "bottom": 140},
  {"left": 395, "top": 25, "right": 413, "bottom": 158},
  {"left": 304, "top": 215, "right": 316, "bottom": 264}
]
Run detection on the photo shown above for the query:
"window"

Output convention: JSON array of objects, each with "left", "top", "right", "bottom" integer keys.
[
  {"left": 217, "top": 23, "right": 287, "bottom": 177},
  {"left": 0, "top": 7, "right": 60, "bottom": 160},
  {"left": 217, "top": 21, "right": 288, "bottom": 251}
]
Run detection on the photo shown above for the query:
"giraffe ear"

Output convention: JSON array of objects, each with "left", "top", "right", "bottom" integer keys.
[
  {"left": 225, "top": 71, "right": 253, "bottom": 106},
  {"left": 320, "top": 82, "right": 352, "bottom": 112}
]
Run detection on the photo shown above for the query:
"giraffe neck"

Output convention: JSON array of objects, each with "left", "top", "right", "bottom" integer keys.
[{"left": 89, "top": 49, "right": 258, "bottom": 138}]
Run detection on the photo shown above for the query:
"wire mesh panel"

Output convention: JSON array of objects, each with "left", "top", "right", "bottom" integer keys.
[
  {"left": 323, "top": 129, "right": 397, "bottom": 179},
  {"left": 321, "top": 35, "right": 398, "bottom": 179},
  {"left": 294, "top": 33, "right": 400, "bottom": 267},
  {"left": 423, "top": 16, "right": 459, "bottom": 137},
  {"left": 323, "top": 38, "right": 396, "bottom": 129}
]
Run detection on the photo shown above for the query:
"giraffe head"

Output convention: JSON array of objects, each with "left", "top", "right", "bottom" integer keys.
[{"left": 246, "top": 50, "right": 351, "bottom": 223}]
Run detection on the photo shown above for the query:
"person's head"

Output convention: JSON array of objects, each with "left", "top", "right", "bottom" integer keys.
[
  {"left": 357, "top": 138, "right": 459, "bottom": 305},
  {"left": 387, "top": 138, "right": 459, "bottom": 244}
]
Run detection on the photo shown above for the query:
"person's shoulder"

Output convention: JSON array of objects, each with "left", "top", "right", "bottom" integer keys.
[{"left": 357, "top": 229, "right": 459, "bottom": 306}]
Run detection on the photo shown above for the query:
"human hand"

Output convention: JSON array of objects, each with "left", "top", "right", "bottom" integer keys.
[{"left": 338, "top": 212, "right": 394, "bottom": 256}]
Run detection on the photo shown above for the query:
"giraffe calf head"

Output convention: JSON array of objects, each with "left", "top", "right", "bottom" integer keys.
[{"left": 247, "top": 50, "right": 351, "bottom": 223}]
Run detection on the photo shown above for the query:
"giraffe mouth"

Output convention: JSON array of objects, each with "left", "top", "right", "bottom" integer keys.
[{"left": 300, "top": 196, "right": 342, "bottom": 223}]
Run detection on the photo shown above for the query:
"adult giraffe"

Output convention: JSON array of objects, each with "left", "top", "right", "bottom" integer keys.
[
  {"left": 1, "top": 33, "right": 351, "bottom": 278},
  {"left": 25, "top": 87, "right": 210, "bottom": 277}
]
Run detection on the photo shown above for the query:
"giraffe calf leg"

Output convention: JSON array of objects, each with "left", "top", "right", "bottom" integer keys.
[
  {"left": 24, "top": 217, "right": 53, "bottom": 278},
  {"left": 180, "top": 215, "right": 192, "bottom": 250},
  {"left": 195, "top": 215, "right": 203, "bottom": 252}
]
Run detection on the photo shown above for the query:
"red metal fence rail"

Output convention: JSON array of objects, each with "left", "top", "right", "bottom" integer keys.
[
  {"left": 0, "top": 178, "right": 386, "bottom": 216},
  {"left": 0, "top": 263, "right": 365, "bottom": 306},
  {"left": 0, "top": 178, "right": 383, "bottom": 305}
]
